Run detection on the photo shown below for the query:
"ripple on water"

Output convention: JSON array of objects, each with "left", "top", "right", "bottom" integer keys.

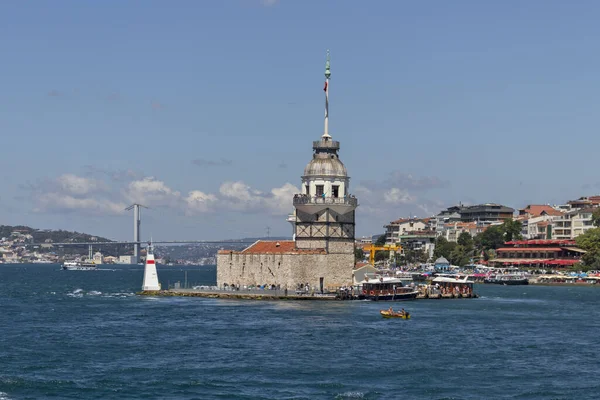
[{"left": 1, "top": 267, "right": 600, "bottom": 399}]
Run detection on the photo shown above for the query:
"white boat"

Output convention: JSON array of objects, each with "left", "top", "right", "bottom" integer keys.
[{"left": 61, "top": 261, "right": 97, "bottom": 271}]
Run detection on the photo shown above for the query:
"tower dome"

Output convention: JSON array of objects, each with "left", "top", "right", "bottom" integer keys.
[{"left": 303, "top": 141, "right": 348, "bottom": 178}]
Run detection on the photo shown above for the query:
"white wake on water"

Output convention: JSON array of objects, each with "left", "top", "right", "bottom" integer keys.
[
  {"left": 66, "top": 289, "right": 134, "bottom": 298},
  {"left": 335, "top": 392, "right": 365, "bottom": 399}
]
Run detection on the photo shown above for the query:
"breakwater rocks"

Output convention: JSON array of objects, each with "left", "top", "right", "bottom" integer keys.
[{"left": 138, "top": 289, "right": 479, "bottom": 301}]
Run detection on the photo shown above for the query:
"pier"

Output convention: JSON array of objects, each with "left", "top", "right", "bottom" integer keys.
[{"left": 137, "top": 288, "right": 479, "bottom": 301}]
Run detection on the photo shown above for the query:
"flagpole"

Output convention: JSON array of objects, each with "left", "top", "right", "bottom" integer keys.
[{"left": 323, "top": 49, "right": 331, "bottom": 139}]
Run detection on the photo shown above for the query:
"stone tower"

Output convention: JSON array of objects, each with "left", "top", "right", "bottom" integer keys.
[{"left": 292, "top": 50, "right": 358, "bottom": 255}]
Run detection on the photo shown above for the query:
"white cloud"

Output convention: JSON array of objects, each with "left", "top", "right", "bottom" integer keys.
[
  {"left": 383, "top": 188, "right": 416, "bottom": 205},
  {"left": 57, "top": 174, "right": 105, "bottom": 196},
  {"left": 185, "top": 190, "right": 218, "bottom": 213},
  {"left": 27, "top": 171, "right": 299, "bottom": 218},
  {"left": 34, "top": 193, "right": 126, "bottom": 215},
  {"left": 265, "top": 183, "right": 298, "bottom": 214},
  {"left": 212, "top": 181, "right": 299, "bottom": 214},
  {"left": 125, "top": 177, "right": 181, "bottom": 207}
]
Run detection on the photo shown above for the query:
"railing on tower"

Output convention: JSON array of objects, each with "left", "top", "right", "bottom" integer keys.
[
  {"left": 293, "top": 194, "right": 358, "bottom": 207},
  {"left": 313, "top": 140, "right": 340, "bottom": 150}
]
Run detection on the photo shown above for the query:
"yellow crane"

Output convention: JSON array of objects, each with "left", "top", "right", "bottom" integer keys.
[{"left": 364, "top": 244, "right": 401, "bottom": 265}]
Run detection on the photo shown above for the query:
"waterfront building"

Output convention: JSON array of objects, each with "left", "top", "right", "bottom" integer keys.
[
  {"left": 357, "top": 236, "right": 373, "bottom": 245},
  {"left": 517, "top": 204, "right": 565, "bottom": 240},
  {"left": 397, "top": 231, "right": 436, "bottom": 261},
  {"left": 491, "top": 239, "right": 585, "bottom": 268},
  {"left": 217, "top": 51, "right": 358, "bottom": 292},
  {"left": 434, "top": 256, "right": 451, "bottom": 271},
  {"left": 442, "top": 221, "right": 482, "bottom": 242},
  {"left": 383, "top": 218, "right": 428, "bottom": 245},
  {"left": 458, "top": 203, "right": 514, "bottom": 224},
  {"left": 118, "top": 255, "right": 136, "bottom": 264},
  {"left": 92, "top": 251, "right": 103, "bottom": 264},
  {"left": 434, "top": 206, "right": 462, "bottom": 234},
  {"left": 566, "top": 196, "right": 600, "bottom": 209},
  {"left": 553, "top": 207, "right": 596, "bottom": 240},
  {"left": 435, "top": 203, "right": 513, "bottom": 238},
  {"left": 518, "top": 204, "right": 564, "bottom": 218}
]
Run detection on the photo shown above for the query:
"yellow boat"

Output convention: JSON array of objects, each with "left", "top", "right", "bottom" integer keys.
[{"left": 380, "top": 310, "right": 411, "bottom": 319}]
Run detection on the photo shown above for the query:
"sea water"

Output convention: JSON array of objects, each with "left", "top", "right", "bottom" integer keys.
[{"left": 0, "top": 264, "right": 599, "bottom": 399}]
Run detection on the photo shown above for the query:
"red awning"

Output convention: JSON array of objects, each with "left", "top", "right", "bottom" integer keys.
[
  {"left": 505, "top": 240, "right": 576, "bottom": 246},
  {"left": 497, "top": 247, "right": 562, "bottom": 253}
]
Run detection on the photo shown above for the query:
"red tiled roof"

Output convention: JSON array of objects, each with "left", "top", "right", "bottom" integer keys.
[
  {"left": 520, "top": 205, "right": 564, "bottom": 217},
  {"left": 218, "top": 240, "right": 326, "bottom": 255},
  {"left": 491, "top": 258, "right": 580, "bottom": 265},
  {"left": 497, "top": 247, "right": 562, "bottom": 252}
]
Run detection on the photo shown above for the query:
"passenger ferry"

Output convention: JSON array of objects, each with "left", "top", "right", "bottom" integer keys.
[
  {"left": 359, "top": 277, "right": 419, "bottom": 301},
  {"left": 61, "top": 261, "right": 97, "bottom": 271},
  {"left": 483, "top": 274, "right": 529, "bottom": 285}
]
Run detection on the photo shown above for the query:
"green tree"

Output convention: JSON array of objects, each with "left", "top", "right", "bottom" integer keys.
[
  {"left": 575, "top": 227, "right": 600, "bottom": 269},
  {"left": 457, "top": 231, "right": 474, "bottom": 248},
  {"left": 475, "top": 225, "right": 505, "bottom": 251},
  {"left": 433, "top": 236, "right": 457, "bottom": 260},
  {"left": 354, "top": 247, "right": 365, "bottom": 262},
  {"left": 502, "top": 219, "right": 523, "bottom": 242},
  {"left": 374, "top": 250, "right": 389, "bottom": 262},
  {"left": 375, "top": 235, "right": 386, "bottom": 246},
  {"left": 401, "top": 248, "right": 429, "bottom": 265},
  {"left": 592, "top": 208, "right": 600, "bottom": 227},
  {"left": 449, "top": 244, "right": 471, "bottom": 267}
]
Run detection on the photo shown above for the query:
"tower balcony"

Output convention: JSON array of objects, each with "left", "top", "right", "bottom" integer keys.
[
  {"left": 313, "top": 140, "right": 340, "bottom": 150},
  {"left": 293, "top": 194, "right": 358, "bottom": 214}
]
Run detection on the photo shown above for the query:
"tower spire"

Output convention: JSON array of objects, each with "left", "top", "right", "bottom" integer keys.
[{"left": 322, "top": 49, "right": 331, "bottom": 140}]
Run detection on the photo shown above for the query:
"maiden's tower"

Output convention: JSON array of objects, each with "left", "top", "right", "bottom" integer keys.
[{"left": 217, "top": 51, "right": 358, "bottom": 292}]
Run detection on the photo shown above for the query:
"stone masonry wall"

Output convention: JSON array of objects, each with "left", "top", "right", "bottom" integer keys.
[{"left": 216, "top": 251, "right": 354, "bottom": 292}]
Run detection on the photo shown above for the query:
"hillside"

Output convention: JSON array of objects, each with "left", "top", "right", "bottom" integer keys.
[{"left": 0, "top": 225, "right": 130, "bottom": 257}]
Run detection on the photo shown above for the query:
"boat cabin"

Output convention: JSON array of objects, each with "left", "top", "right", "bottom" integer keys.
[
  {"left": 359, "top": 276, "right": 419, "bottom": 301},
  {"left": 431, "top": 276, "right": 474, "bottom": 296}
]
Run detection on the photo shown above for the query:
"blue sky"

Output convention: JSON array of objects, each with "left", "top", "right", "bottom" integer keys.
[{"left": 1, "top": 0, "right": 600, "bottom": 241}]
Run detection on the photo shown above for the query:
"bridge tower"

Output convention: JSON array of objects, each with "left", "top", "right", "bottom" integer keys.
[{"left": 126, "top": 204, "right": 147, "bottom": 263}]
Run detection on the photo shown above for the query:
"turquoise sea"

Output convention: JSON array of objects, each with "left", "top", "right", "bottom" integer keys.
[{"left": 0, "top": 264, "right": 599, "bottom": 399}]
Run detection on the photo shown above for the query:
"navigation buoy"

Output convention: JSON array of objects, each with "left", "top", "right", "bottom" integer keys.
[{"left": 142, "top": 241, "right": 161, "bottom": 291}]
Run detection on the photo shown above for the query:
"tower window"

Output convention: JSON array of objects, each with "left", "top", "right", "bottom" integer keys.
[
  {"left": 332, "top": 185, "right": 339, "bottom": 198},
  {"left": 305, "top": 185, "right": 310, "bottom": 195},
  {"left": 316, "top": 185, "right": 324, "bottom": 197}
]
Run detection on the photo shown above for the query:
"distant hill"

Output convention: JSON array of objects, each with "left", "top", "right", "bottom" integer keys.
[
  {"left": 0, "top": 224, "right": 292, "bottom": 261},
  {"left": 0, "top": 225, "right": 130, "bottom": 256}
]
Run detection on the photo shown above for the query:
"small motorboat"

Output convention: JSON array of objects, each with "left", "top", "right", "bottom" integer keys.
[{"left": 380, "top": 310, "right": 411, "bottom": 319}]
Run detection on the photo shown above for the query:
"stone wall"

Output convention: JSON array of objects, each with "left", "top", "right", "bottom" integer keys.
[{"left": 216, "top": 250, "right": 354, "bottom": 292}]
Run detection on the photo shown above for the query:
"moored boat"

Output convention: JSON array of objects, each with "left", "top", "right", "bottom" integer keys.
[
  {"left": 484, "top": 274, "right": 529, "bottom": 285},
  {"left": 360, "top": 277, "right": 419, "bottom": 301}
]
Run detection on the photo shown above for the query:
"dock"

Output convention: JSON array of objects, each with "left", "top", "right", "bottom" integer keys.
[
  {"left": 137, "top": 289, "right": 479, "bottom": 301},
  {"left": 138, "top": 289, "right": 338, "bottom": 300}
]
